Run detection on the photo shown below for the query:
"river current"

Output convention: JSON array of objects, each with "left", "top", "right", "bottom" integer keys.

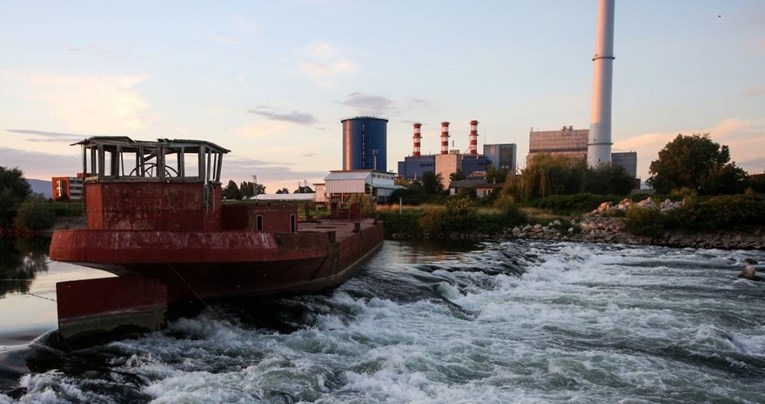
[{"left": 1, "top": 240, "right": 764, "bottom": 403}]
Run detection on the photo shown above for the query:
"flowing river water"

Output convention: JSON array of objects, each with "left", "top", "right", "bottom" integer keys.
[{"left": 1, "top": 239, "right": 764, "bottom": 403}]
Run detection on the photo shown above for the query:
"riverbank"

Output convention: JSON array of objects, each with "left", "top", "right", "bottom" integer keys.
[
  {"left": 388, "top": 213, "right": 765, "bottom": 250},
  {"left": 500, "top": 215, "right": 765, "bottom": 250}
]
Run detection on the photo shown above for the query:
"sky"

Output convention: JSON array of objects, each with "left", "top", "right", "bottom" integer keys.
[{"left": 1, "top": 0, "right": 764, "bottom": 193}]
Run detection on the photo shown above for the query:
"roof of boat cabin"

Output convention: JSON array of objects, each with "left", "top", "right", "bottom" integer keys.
[{"left": 72, "top": 136, "right": 230, "bottom": 154}]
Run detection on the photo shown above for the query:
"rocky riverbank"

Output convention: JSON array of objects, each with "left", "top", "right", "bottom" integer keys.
[{"left": 501, "top": 215, "right": 765, "bottom": 250}]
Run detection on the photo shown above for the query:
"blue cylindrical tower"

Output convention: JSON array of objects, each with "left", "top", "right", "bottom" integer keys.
[{"left": 341, "top": 116, "right": 388, "bottom": 171}]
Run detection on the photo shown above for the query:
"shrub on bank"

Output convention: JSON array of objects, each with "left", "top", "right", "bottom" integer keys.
[
  {"left": 49, "top": 201, "right": 84, "bottom": 217},
  {"left": 376, "top": 209, "right": 423, "bottom": 239},
  {"left": 378, "top": 200, "right": 528, "bottom": 239},
  {"left": 678, "top": 193, "right": 765, "bottom": 230},
  {"left": 624, "top": 192, "right": 765, "bottom": 236},
  {"left": 624, "top": 206, "right": 666, "bottom": 237},
  {"left": 14, "top": 196, "right": 55, "bottom": 232},
  {"left": 529, "top": 193, "right": 621, "bottom": 215}
]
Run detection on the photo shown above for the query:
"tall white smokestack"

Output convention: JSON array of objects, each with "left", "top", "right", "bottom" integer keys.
[{"left": 587, "top": 0, "right": 615, "bottom": 167}]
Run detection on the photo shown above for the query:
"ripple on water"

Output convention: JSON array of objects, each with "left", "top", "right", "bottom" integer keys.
[{"left": 5, "top": 240, "right": 765, "bottom": 403}]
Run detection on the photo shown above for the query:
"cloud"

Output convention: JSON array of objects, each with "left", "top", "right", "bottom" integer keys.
[
  {"left": 64, "top": 44, "right": 117, "bottom": 58},
  {"left": 614, "top": 118, "right": 765, "bottom": 179},
  {"left": 299, "top": 41, "right": 358, "bottom": 84},
  {"left": 236, "top": 121, "right": 299, "bottom": 140},
  {"left": 0, "top": 147, "right": 79, "bottom": 179},
  {"left": 409, "top": 98, "right": 429, "bottom": 105},
  {"left": 743, "top": 86, "right": 765, "bottom": 97},
  {"left": 6, "top": 129, "right": 91, "bottom": 143},
  {"left": 9, "top": 72, "right": 150, "bottom": 133},
  {"left": 211, "top": 35, "right": 239, "bottom": 45},
  {"left": 248, "top": 109, "right": 318, "bottom": 125},
  {"left": 342, "top": 92, "right": 394, "bottom": 115}
]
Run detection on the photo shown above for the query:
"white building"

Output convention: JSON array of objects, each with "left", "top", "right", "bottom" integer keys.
[{"left": 324, "top": 170, "right": 398, "bottom": 203}]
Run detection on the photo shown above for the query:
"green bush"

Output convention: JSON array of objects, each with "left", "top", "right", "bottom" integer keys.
[
  {"left": 529, "top": 194, "right": 620, "bottom": 215},
  {"left": 377, "top": 210, "right": 423, "bottom": 239},
  {"left": 378, "top": 200, "right": 529, "bottom": 240},
  {"left": 418, "top": 206, "right": 451, "bottom": 238},
  {"left": 624, "top": 206, "right": 666, "bottom": 237},
  {"left": 684, "top": 194, "right": 765, "bottom": 230},
  {"left": 49, "top": 201, "right": 84, "bottom": 217},
  {"left": 14, "top": 196, "right": 55, "bottom": 231},
  {"left": 445, "top": 198, "right": 475, "bottom": 232}
]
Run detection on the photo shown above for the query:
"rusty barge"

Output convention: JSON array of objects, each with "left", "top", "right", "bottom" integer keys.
[{"left": 49, "top": 137, "right": 383, "bottom": 343}]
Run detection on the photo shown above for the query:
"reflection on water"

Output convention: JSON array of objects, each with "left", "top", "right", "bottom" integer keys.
[
  {"left": 0, "top": 238, "right": 112, "bottom": 351},
  {"left": 0, "top": 238, "right": 49, "bottom": 298}
]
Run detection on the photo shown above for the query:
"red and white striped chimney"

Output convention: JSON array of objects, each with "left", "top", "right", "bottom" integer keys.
[
  {"left": 440, "top": 122, "right": 450, "bottom": 155},
  {"left": 469, "top": 120, "right": 479, "bottom": 155},
  {"left": 412, "top": 123, "right": 422, "bottom": 157}
]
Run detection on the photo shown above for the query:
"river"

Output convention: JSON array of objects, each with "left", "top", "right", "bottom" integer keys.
[{"left": 1, "top": 239, "right": 764, "bottom": 403}]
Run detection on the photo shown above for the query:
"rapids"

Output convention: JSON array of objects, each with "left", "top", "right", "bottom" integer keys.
[{"left": 2, "top": 240, "right": 764, "bottom": 403}]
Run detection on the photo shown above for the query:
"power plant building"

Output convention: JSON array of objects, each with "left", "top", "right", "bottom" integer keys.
[
  {"left": 527, "top": 126, "right": 589, "bottom": 167},
  {"left": 397, "top": 121, "right": 490, "bottom": 188},
  {"left": 397, "top": 155, "right": 436, "bottom": 181},
  {"left": 341, "top": 116, "right": 388, "bottom": 172},
  {"left": 611, "top": 151, "right": 637, "bottom": 178},
  {"left": 526, "top": 127, "right": 637, "bottom": 179},
  {"left": 483, "top": 143, "right": 517, "bottom": 173}
]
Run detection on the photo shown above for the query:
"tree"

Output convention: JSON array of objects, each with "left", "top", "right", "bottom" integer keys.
[
  {"left": 648, "top": 133, "right": 747, "bottom": 194},
  {"left": 485, "top": 165, "right": 508, "bottom": 184},
  {"left": 222, "top": 180, "right": 242, "bottom": 200},
  {"left": 254, "top": 183, "right": 266, "bottom": 195},
  {"left": 583, "top": 164, "right": 635, "bottom": 195},
  {"left": 516, "top": 154, "right": 585, "bottom": 201},
  {"left": 14, "top": 195, "right": 55, "bottom": 231},
  {"left": 240, "top": 181, "right": 253, "bottom": 199},
  {"left": 449, "top": 169, "right": 466, "bottom": 183},
  {"left": 421, "top": 171, "right": 444, "bottom": 194},
  {"left": 294, "top": 185, "right": 314, "bottom": 194},
  {"left": 276, "top": 187, "right": 290, "bottom": 194},
  {"left": 0, "top": 167, "right": 32, "bottom": 228}
]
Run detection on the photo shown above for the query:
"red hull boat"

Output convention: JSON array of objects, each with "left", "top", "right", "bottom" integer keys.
[{"left": 49, "top": 137, "right": 383, "bottom": 342}]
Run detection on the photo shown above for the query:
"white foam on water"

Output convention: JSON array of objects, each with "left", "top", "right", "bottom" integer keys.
[{"left": 8, "top": 240, "right": 765, "bottom": 402}]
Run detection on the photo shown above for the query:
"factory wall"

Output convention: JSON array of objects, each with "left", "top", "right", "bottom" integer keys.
[
  {"left": 611, "top": 151, "right": 637, "bottom": 179},
  {"left": 397, "top": 155, "right": 436, "bottom": 181},
  {"left": 483, "top": 143, "right": 517, "bottom": 173}
]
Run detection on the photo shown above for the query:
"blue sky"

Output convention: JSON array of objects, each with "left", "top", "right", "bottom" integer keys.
[{"left": 1, "top": 0, "right": 764, "bottom": 192}]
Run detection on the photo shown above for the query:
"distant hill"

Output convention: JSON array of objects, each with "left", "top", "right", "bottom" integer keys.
[{"left": 27, "top": 179, "right": 52, "bottom": 198}]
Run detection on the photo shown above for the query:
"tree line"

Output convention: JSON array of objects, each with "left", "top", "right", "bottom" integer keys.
[{"left": 221, "top": 180, "right": 315, "bottom": 200}]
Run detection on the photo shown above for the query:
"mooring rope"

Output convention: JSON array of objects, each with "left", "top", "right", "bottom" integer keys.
[
  {"left": 165, "top": 263, "right": 222, "bottom": 320},
  {"left": 23, "top": 291, "right": 57, "bottom": 303},
  {"left": 0, "top": 279, "right": 57, "bottom": 302}
]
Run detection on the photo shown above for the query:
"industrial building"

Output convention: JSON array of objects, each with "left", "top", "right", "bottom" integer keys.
[
  {"left": 527, "top": 126, "right": 589, "bottom": 167},
  {"left": 526, "top": 127, "right": 637, "bottom": 179},
  {"left": 324, "top": 169, "right": 397, "bottom": 204},
  {"left": 51, "top": 174, "right": 85, "bottom": 200},
  {"left": 398, "top": 121, "right": 509, "bottom": 188},
  {"left": 611, "top": 151, "right": 637, "bottom": 179},
  {"left": 341, "top": 116, "right": 388, "bottom": 172},
  {"left": 483, "top": 143, "right": 517, "bottom": 172}
]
